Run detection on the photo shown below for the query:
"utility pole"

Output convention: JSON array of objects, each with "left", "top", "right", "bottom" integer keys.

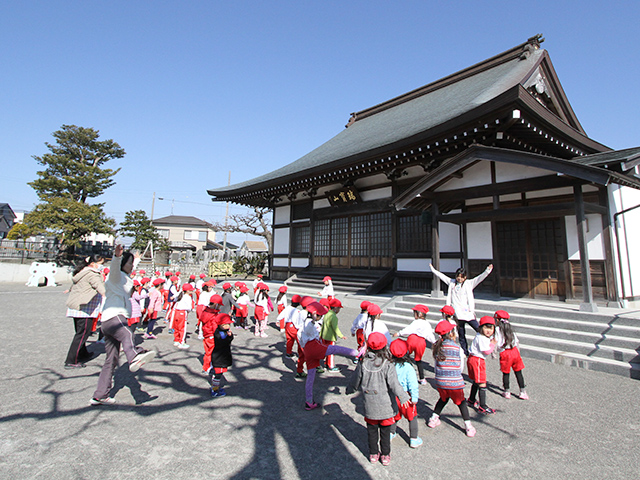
[
  {"left": 222, "top": 171, "right": 230, "bottom": 261},
  {"left": 150, "top": 192, "right": 156, "bottom": 220}
]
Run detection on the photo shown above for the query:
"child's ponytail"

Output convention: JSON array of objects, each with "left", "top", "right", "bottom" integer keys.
[{"left": 432, "top": 336, "right": 446, "bottom": 362}]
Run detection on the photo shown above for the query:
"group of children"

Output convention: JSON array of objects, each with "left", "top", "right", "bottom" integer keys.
[{"left": 99, "top": 267, "right": 530, "bottom": 467}]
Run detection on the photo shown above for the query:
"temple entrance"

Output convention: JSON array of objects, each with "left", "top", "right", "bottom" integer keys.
[
  {"left": 312, "top": 212, "right": 393, "bottom": 269},
  {"left": 496, "top": 218, "right": 567, "bottom": 299}
]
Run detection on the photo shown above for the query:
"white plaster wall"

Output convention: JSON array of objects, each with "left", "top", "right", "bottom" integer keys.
[
  {"left": 313, "top": 198, "right": 331, "bottom": 209},
  {"left": 565, "top": 214, "right": 604, "bottom": 260},
  {"left": 401, "top": 165, "right": 427, "bottom": 180},
  {"left": 441, "top": 258, "right": 463, "bottom": 273},
  {"left": 272, "top": 257, "right": 288, "bottom": 267},
  {"left": 436, "top": 162, "right": 491, "bottom": 190},
  {"left": 609, "top": 184, "right": 640, "bottom": 299},
  {"left": 361, "top": 186, "right": 392, "bottom": 202},
  {"left": 291, "top": 257, "right": 309, "bottom": 268},
  {"left": 527, "top": 187, "right": 573, "bottom": 199},
  {"left": 354, "top": 174, "right": 388, "bottom": 189},
  {"left": 274, "top": 205, "right": 291, "bottom": 225},
  {"left": 273, "top": 227, "right": 290, "bottom": 255},
  {"left": 495, "top": 163, "right": 553, "bottom": 183},
  {"left": 467, "top": 222, "right": 493, "bottom": 259},
  {"left": 397, "top": 258, "right": 430, "bottom": 272},
  {"left": 439, "top": 222, "right": 460, "bottom": 252},
  {"left": 466, "top": 197, "right": 492, "bottom": 206}
]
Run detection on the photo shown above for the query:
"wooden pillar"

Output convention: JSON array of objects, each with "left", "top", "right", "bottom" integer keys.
[
  {"left": 574, "top": 185, "right": 598, "bottom": 312},
  {"left": 599, "top": 187, "right": 622, "bottom": 307},
  {"left": 431, "top": 203, "right": 443, "bottom": 298}
]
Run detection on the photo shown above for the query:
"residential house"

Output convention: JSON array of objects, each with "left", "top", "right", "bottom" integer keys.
[{"left": 152, "top": 215, "right": 217, "bottom": 251}]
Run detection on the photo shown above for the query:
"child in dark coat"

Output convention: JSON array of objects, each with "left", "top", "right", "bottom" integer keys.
[{"left": 210, "top": 313, "right": 234, "bottom": 398}]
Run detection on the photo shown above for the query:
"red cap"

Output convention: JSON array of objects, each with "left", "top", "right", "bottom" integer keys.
[
  {"left": 199, "top": 273, "right": 206, "bottom": 278},
  {"left": 216, "top": 313, "right": 234, "bottom": 325},
  {"left": 329, "top": 298, "right": 343, "bottom": 308},
  {"left": 440, "top": 305, "right": 455, "bottom": 316},
  {"left": 182, "top": 283, "right": 194, "bottom": 291},
  {"left": 104, "top": 268, "right": 110, "bottom": 274},
  {"left": 257, "top": 274, "right": 263, "bottom": 278},
  {"left": 222, "top": 282, "right": 231, "bottom": 290},
  {"left": 170, "top": 276, "right": 178, "bottom": 282},
  {"left": 291, "top": 294, "right": 302, "bottom": 304},
  {"left": 300, "top": 296, "right": 315, "bottom": 308},
  {"left": 189, "top": 274, "right": 196, "bottom": 280},
  {"left": 132, "top": 270, "right": 137, "bottom": 276},
  {"left": 152, "top": 278, "right": 164, "bottom": 286},
  {"left": 494, "top": 310, "right": 510, "bottom": 319},
  {"left": 319, "top": 298, "right": 331, "bottom": 307},
  {"left": 323, "top": 276, "right": 331, "bottom": 282},
  {"left": 240, "top": 285, "right": 249, "bottom": 293},
  {"left": 435, "top": 320, "right": 455, "bottom": 336},
  {"left": 412, "top": 304, "right": 429, "bottom": 315},
  {"left": 175, "top": 271, "right": 181, "bottom": 276},
  {"left": 259, "top": 283, "right": 269, "bottom": 291},
  {"left": 133, "top": 280, "right": 140, "bottom": 286},
  {"left": 360, "top": 300, "right": 371, "bottom": 310},
  {"left": 390, "top": 338, "right": 408, "bottom": 358},
  {"left": 165, "top": 271, "right": 172, "bottom": 277},
  {"left": 367, "top": 332, "right": 387, "bottom": 350},
  {"left": 279, "top": 286, "right": 288, "bottom": 293},
  {"left": 234, "top": 281, "right": 243, "bottom": 287},
  {"left": 139, "top": 269, "right": 145, "bottom": 275},
  {"left": 141, "top": 277, "right": 151, "bottom": 284},
  {"left": 204, "top": 280, "right": 216, "bottom": 287},
  {"left": 155, "top": 271, "right": 160, "bottom": 276},
  {"left": 307, "top": 301, "right": 328, "bottom": 316},
  {"left": 479, "top": 316, "right": 496, "bottom": 326},
  {"left": 209, "top": 294, "right": 223, "bottom": 305},
  {"left": 367, "top": 303, "right": 383, "bottom": 316}
]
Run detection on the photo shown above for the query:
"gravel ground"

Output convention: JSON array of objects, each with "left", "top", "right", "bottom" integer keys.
[{"left": 0, "top": 282, "right": 638, "bottom": 480}]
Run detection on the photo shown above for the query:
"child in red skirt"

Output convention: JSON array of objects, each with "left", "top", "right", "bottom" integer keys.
[
  {"left": 393, "top": 304, "right": 436, "bottom": 384},
  {"left": 389, "top": 339, "right": 422, "bottom": 448},
  {"left": 467, "top": 316, "right": 497, "bottom": 414},
  {"left": 201, "top": 294, "right": 223, "bottom": 373},
  {"left": 347, "top": 332, "right": 410, "bottom": 466},
  {"left": 494, "top": 310, "right": 529, "bottom": 400},
  {"left": 210, "top": 313, "right": 234, "bottom": 398},
  {"left": 235, "top": 285, "right": 251, "bottom": 329}
]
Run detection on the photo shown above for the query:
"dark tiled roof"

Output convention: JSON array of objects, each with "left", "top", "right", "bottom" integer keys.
[
  {"left": 209, "top": 40, "right": 546, "bottom": 197},
  {"left": 571, "top": 146, "right": 640, "bottom": 167},
  {"left": 152, "top": 215, "right": 213, "bottom": 228}
]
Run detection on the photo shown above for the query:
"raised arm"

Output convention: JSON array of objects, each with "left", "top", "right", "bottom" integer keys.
[
  {"left": 467, "top": 264, "right": 494, "bottom": 289},
  {"left": 429, "top": 263, "right": 452, "bottom": 284}
]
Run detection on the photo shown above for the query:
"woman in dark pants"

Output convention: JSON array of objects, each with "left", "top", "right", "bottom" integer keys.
[{"left": 65, "top": 255, "right": 105, "bottom": 368}]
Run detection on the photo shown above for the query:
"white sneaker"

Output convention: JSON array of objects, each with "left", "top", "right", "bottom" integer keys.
[
  {"left": 90, "top": 397, "right": 116, "bottom": 406},
  {"left": 173, "top": 341, "right": 180, "bottom": 347},
  {"left": 129, "top": 350, "right": 156, "bottom": 372},
  {"left": 177, "top": 343, "right": 190, "bottom": 349},
  {"left": 198, "top": 334, "right": 204, "bottom": 340}
]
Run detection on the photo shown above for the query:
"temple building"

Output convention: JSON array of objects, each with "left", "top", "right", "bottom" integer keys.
[{"left": 208, "top": 35, "right": 640, "bottom": 310}]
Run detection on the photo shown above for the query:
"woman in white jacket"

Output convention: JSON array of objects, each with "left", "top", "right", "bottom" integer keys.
[
  {"left": 90, "top": 245, "right": 155, "bottom": 405},
  {"left": 429, "top": 263, "right": 493, "bottom": 356}
]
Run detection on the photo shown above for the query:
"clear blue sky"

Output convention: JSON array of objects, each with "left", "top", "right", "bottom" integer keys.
[{"left": 2, "top": 1, "right": 638, "bottom": 245}]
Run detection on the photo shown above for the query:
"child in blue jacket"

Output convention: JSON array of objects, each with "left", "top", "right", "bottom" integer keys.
[{"left": 389, "top": 338, "right": 422, "bottom": 448}]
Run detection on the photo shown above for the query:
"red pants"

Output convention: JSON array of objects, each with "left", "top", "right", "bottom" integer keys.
[
  {"left": 406, "top": 334, "right": 427, "bottom": 362},
  {"left": 162, "top": 290, "right": 170, "bottom": 310},
  {"left": 128, "top": 316, "right": 140, "bottom": 327},
  {"left": 173, "top": 310, "right": 188, "bottom": 343},
  {"left": 304, "top": 340, "right": 328, "bottom": 370},
  {"left": 500, "top": 347, "right": 525, "bottom": 373},
  {"left": 278, "top": 304, "right": 285, "bottom": 330},
  {"left": 202, "top": 337, "right": 215, "bottom": 371},
  {"left": 355, "top": 328, "right": 365, "bottom": 350},
  {"left": 394, "top": 396, "right": 417, "bottom": 421},
  {"left": 467, "top": 356, "right": 487, "bottom": 384},
  {"left": 322, "top": 339, "right": 335, "bottom": 368},
  {"left": 285, "top": 323, "right": 299, "bottom": 355}
]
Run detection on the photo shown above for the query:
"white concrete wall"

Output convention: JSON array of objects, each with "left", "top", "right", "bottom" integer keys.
[
  {"left": 436, "top": 162, "right": 491, "bottom": 190},
  {"left": 397, "top": 258, "right": 430, "bottom": 272},
  {"left": 439, "top": 222, "right": 461, "bottom": 253},
  {"left": 467, "top": 222, "right": 493, "bottom": 259},
  {"left": 273, "top": 227, "right": 290, "bottom": 255},
  {"left": 609, "top": 184, "right": 640, "bottom": 299},
  {"left": 0, "top": 262, "right": 73, "bottom": 284}
]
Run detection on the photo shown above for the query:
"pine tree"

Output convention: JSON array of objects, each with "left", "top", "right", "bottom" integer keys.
[{"left": 118, "top": 210, "right": 169, "bottom": 252}]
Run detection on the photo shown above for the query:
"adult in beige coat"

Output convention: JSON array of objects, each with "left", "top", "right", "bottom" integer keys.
[{"left": 65, "top": 254, "right": 106, "bottom": 368}]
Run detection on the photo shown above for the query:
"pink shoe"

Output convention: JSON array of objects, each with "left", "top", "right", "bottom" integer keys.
[
  {"left": 502, "top": 390, "right": 511, "bottom": 399},
  {"left": 428, "top": 416, "right": 441, "bottom": 428},
  {"left": 466, "top": 424, "right": 476, "bottom": 437},
  {"left": 418, "top": 378, "right": 427, "bottom": 385},
  {"left": 369, "top": 453, "right": 379, "bottom": 464},
  {"left": 519, "top": 391, "right": 529, "bottom": 400},
  {"left": 260, "top": 332, "right": 268, "bottom": 338},
  {"left": 380, "top": 454, "right": 390, "bottom": 466}
]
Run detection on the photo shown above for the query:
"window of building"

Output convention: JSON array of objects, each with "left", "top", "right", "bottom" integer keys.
[
  {"left": 397, "top": 214, "right": 431, "bottom": 253},
  {"left": 291, "top": 225, "right": 310, "bottom": 254},
  {"left": 157, "top": 229, "right": 170, "bottom": 239},
  {"left": 184, "top": 230, "right": 207, "bottom": 242}
]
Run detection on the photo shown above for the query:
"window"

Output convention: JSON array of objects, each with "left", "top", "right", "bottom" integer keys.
[
  {"left": 291, "top": 225, "right": 310, "bottom": 254},
  {"left": 314, "top": 219, "right": 330, "bottom": 256},
  {"left": 397, "top": 214, "right": 431, "bottom": 253},
  {"left": 157, "top": 229, "right": 169, "bottom": 239},
  {"left": 184, "top": 230, "right": 207, "bottom": 242}
]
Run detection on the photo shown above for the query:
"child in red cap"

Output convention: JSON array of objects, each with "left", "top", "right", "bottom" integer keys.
[
  {"left": 235, "top": 285, "right": 251, "bottom": 329},
  {"left": 201, "top": 294, "right": 223, "bottom": 373},
  {"left": 389, "top": 338, "right": 422, "bottom": 448},
  {"left": 320, "top": 297, "right": 347, "bottom": 371},
  {"left": 210, "top": 313, "right": 234, "bottom": 397},
  {"left": 347, "top": 332, "right": 410, "bottom": 466},
  {"left": 428, "top": 320, "right": 476, "bottom": 437},
  {"left": 276, "top": 286, "right": 288, "bottom": 331},
  {"left": 467, "top": 316, "right": 498, "bottom": 414},
  {"left": 143, "top": 278, "right": 165, "bottom": 339},
  {"left": 254, "top": 283, "right": 271, "bottom": 337},
  {"left": 393, "top": 304, "right": 436, "bottom": 384},
  {"left": 494, "top": 310, "right": 528, "bottom": 400},
  {"left": 172, "top": 284, "right": 195, "bottom": 349},
  {"left": 350, "top": 301, "right": 371, "bottom": 352}
]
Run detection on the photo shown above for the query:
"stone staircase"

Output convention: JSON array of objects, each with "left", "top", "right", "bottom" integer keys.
[
  {"left": 381, "top": 294, "right": 640, "bottom": 379},
  {"left": 285, "top": 268, "right": 393, "bottom": 295}
]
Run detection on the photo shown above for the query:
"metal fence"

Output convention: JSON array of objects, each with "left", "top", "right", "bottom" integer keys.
[{"left": 0, "top": 239, "right": 114, "bottom": 263}]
